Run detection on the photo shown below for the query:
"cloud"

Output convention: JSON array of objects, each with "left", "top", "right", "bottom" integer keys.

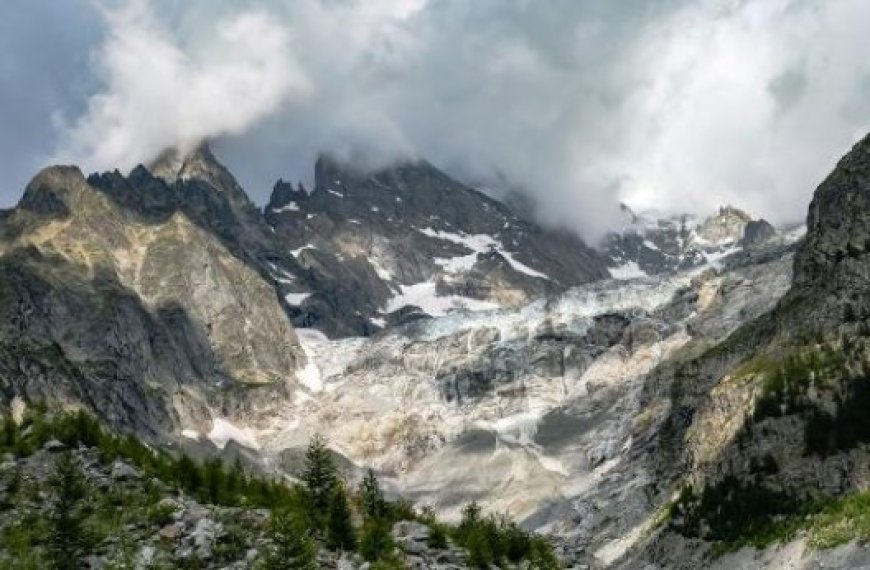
[
  {"left": 615, "top": 0, "right": 870, "bottom": 226},
  {"left": 3, "top": 0, "right": 870, "bottom": 240},
  {"left": 55, "top": 0, "right": 311, "bottom": 172}
]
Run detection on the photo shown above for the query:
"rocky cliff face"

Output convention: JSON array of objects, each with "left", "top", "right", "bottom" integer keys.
[
  {"left": 610, "top": 134, "right": 870, "bottom": 568},
  {"left": 0, "top": 158, "right": 303, "bottom": 436},
  {"left": 795, "top": 133, "right": 870, "bottom": 292}
]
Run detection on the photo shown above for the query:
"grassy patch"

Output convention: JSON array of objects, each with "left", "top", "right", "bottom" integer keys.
[{"left": 809, "top": 491, "right": 870, "bottom": 549}]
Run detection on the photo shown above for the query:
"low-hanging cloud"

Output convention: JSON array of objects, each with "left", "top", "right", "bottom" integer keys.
[
  {"left": 56, "top": 0, "right": 311, "bottom": 171},
  {"left": 8, "top": 0, "right": 870, "bottom": 241}
]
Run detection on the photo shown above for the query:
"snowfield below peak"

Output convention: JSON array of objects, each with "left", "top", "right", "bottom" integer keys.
[{"left": 418, "top": 227, "right": 550, "bottom": 280}]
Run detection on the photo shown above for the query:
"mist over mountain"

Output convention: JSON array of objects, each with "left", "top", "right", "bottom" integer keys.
[{"left": 4, "top": 0, "right": 870, "bottom": 240}]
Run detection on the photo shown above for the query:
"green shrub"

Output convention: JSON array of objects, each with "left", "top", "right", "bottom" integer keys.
[
  {"left": 359, "top": 518, "right": 395, "bottom": 562},
  {"left": 359, "top": 469, "right": 387, "bottom": 521},
  {"left": 451, "top": 502, "right": 560, "bottom": 568}
]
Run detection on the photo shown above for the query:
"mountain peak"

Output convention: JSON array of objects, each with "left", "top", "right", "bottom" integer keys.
[
  {"left": 149, "top": 141, "right": 220, "bottom": 183},
  {"left": 794, "top": 131, "right": 870, "bottom": 290},
  {"left": 17, "top": 165, "right": 88, "bottom": 218},
  {"left": 313, "top": 153, "right": 438, "bottom": 190}
]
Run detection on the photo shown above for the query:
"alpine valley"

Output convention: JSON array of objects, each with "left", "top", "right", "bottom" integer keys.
[{"left": 4, "top": 132, "right": 870, "bottom": 569}]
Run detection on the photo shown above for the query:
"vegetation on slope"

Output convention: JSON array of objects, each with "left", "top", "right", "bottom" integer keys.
[
  {"left": 0, "top": 406, "right": 560, "bottom": 568},
  {"left": 669, "top": 337, "right": 870, "bottom": 554}
]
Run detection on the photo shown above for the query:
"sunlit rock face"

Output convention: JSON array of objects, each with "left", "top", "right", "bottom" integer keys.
[{"left": 0, "top": 153, "right": 304, "bottom": 436}]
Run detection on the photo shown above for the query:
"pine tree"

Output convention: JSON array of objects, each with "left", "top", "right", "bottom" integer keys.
[
  {"left": 204, "top": 458, "right": 225, "bottom": 503},
  {"left": 263, "top": 511, "right": 317, "bottom": 569},
  {"left": 326, "top": 483, "right": 356, "bottom": 552},
  {"left": 176, "top": 454, "right": 202, "bottom": 492},
  {"left": 1, "top": 413, "right": 16, "bottom": 450},
  {"left": 46, "top": 451, "right": 88, "bottom": 570},
  {"left": 301, "top": 435, "right": 338, "bottom": 516},
  {"left": 359, "top": 468, "right": 387, "bottom": 521}
]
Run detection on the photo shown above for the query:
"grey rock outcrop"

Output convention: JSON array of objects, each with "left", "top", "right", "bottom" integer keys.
[
  {"left": 794, "top": 132, "right": 870, "bottom": 291},
  {"left": 741, "top": 219, "right": 776, "bottom": 248}
]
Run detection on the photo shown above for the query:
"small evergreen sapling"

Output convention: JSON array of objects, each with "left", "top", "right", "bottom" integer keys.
[
  {"left": 263, "top": 511, "right": 317, "bottom": 569},
  {"left": 46, "top": 451, "right": 88, "bottom": 570},
  {"left": 359, "top": 468, "right": 387, "bottom": 521}
]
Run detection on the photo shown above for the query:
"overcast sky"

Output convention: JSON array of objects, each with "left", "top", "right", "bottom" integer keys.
[{"left": 1, "top": 0, "right": 869, "bottom": 239}]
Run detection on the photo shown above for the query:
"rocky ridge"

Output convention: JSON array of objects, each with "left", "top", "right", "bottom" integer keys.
[
  {"left": 602, "top": 204, "right": 802, "bottom": 278},
  {"left": 265, "top": 156, "right": 610, "bottom": 334}
]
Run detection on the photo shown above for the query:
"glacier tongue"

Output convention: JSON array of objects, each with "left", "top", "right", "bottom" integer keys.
[{"left": 217, "top": 249, "right": 794, "bottom": 564}]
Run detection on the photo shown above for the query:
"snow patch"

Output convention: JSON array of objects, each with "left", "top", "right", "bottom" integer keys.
[
  {"left": 208, "top": 418, "right": 259, "bottom": 450},
  {"left": 369, "top": 256, "right": 394, "bottom": 280},
  {"left": 181, "top": 429, "right": 200, "bottom": 440},
  {"left": 385, "top": 281, "right": 500, "bottom": 317},
  {"left": 502, "top": 252, "right": 549, "bottom": 279},
  {"left": 419, "top": 227, "right": 549, "bottom": 280},
  {"left": 608, "top": 261, "right": 648, "bottom": 280},
  {"left": 285, "top": 292, "right": 311, "bottom": 305},
  {"left": 487, "top": 410, "right": 543, "bottom": 446},
  {"left": 536, "top": 453, "right": 570, "bottom": 477},
  {"left": 295, "top": 329, "right": 325, "bottom": 392},
  {"left": 291, "top": 244, "right": 316, "bottom": 256},
  {"left": 703, "top": 245, "right": 742, "bottom": 269},
  {"left": 271, "top": 201, "right": 299, "bottom": 213},
  {"left": 268, "top": 263, "right": 296, "bottom": 285}
]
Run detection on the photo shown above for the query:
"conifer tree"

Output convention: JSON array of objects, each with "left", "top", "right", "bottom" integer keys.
[
  {"left": 527, "top": 537, "right": 562, "bottom": 569},
  {"left": 263, "top": 511, "right": 317, "bottom": 569},
  {"left": 47, "top": 451, "right": 88, "bottom": 570},
  {"left": 326, "top": 483, "right": 356, "bottom": 552},
  {"left": 359, "top": 468, "right": 387, "bottom": 520},
  {"left": 359, "top": 518, "right": 395, "bottom": 562},
  {"left": 1, "top": 413, "right": 16, "bottom": 450},
  {"left": 301, "top": 435, "right": 338, "bottom": 515}
]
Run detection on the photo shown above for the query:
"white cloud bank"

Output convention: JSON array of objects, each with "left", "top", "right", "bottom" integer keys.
[
  {"left": 56, "top": 0, "right": 310, "bottom": 171},
  {"left": 51, "top": 0, "right": 870, "bottom": 240}
]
